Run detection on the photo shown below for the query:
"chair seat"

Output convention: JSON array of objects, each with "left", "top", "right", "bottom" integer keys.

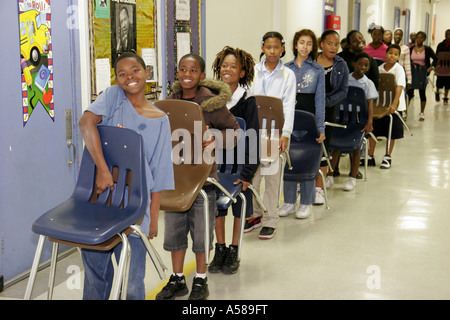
[
  {"left": 329, "top": 125, "right": 365, "bottom": 151},
  {"left": 216, "top": 171, "right": 243, "bottom": 211},
  {"left": 32, "top": 198, "right": 142, "bottom": 245}
]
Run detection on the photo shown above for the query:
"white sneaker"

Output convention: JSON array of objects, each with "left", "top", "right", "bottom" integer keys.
[
  {"left": 343, "top": 177, "right": 356, "bottom": 191},
  {"left": 295, "top": 204, "right": 311, "bottom": 219},
  {"left": 419, "top": 112, "right": 425, "bottom": 121},
  {"left": 325, "top": 176, "right": 334, "bottom": 189},
  {"left": 278, "top": 203, "right": 295, "bottom": 217},
  {"left": 314, "top": 187, "right": 325, "bottom": 205}
]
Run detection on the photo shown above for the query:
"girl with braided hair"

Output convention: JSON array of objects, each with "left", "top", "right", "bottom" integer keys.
[{"left": 208, "top": 46, "right": 260, "bottom": 273}]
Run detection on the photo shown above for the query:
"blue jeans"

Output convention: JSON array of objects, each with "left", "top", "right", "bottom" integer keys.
[
  {"left": 81, "top": 235, "right": 146, "bottom": 300},
  {"left": 283, "top": 180, "right": 315, "bottom": 205}
]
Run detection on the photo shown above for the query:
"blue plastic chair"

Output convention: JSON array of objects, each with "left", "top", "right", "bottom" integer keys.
[
  {"left": 283, "top": 110, "right": 329, "bottom": 209},
  {"left": 24, "top": 126, "right": 166, "bottom": 300},
  {"left": 329, "top": 86, "right": 370, "bottom": 180},
  {"left": 216, "top": 117, "right": 266, "bottom": 261}
]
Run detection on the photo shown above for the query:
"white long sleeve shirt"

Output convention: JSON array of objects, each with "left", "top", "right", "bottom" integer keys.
[{"left": 250, "top": 59, "right": 296, "bottom": 138}]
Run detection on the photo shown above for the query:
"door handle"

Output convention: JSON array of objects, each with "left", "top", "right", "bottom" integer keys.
[{"left": 66, "top": 109, "right": 76, "bottom": 167}]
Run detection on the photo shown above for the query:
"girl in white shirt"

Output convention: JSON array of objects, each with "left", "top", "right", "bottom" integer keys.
[{"left": 248, "top": 31, "right": 296, "bottom": 240}]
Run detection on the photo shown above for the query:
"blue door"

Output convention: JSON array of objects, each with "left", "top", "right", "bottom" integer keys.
[{"left": 0, "top": 0, "right": 82, "bottom": 283}]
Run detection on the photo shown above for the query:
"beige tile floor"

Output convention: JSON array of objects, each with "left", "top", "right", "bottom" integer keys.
[{"left": 2, "top": 86, "right": 450, "bottom": 300}]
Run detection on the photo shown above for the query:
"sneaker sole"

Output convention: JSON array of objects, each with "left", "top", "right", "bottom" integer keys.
[
  {"left": 243, "top": 222, "right": 262, "bottom": 233},
  {"left": 156, "top": 287, "right": 189, "bottom": 300},
  {"left": 259, "top": 230, "right": 276, "bottom": 240}
]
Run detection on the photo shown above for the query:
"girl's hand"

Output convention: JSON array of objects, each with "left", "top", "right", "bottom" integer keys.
[
  {"left": 279, "top": 136, "right": 289, "bottom": 153},
  {"left": 234, "top": 179, "right": 251, "bottom": 191},
  {"left": 316, "top": 133, "right": 326, "bottom": 144},
  {"left": 362, "top": 121, "right": 373, "bottom": 133}
]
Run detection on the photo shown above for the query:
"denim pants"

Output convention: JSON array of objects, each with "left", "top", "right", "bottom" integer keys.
[
  {"left": 283, "top": 179, "right": 315, "bottom": 205},
  {"left": 81, "top": 235, "right": 146, "bottom": 300}
]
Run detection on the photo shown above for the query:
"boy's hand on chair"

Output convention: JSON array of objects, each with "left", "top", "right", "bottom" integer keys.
[{"left": 96, "top": 169, "right": 114, "bottom": 194}]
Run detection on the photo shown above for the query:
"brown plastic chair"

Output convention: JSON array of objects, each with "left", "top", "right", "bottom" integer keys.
[
  {"left": 373, "top": 73, "right": 413, "bottom": 151},
  {"left": 435, "top": 52, "right": 450, "bottom": 77},
  {"left": 253, "top": 95, "right": 291, "bottom": 206},
  {"left": 154, "top": 99, "right": 236, "bottom": 264}
]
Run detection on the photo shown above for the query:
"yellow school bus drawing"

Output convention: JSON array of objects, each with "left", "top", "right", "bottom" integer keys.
[{"left": 19, "top": 10, "right": 50, "bottom": 66}]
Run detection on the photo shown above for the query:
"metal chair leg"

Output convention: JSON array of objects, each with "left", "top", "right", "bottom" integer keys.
[
  {"left": 247, "top": 184, "right": 267, "bottom": 213},
  {"left": 387, "top": 114, "right": 393, "bottom": 152},
  {"left": 47, "top": 242, "right": 59, "bottom": 300},
  {"left": 24, "top": 235, "right": 46, "bottom": 300},
  {"left": 110, "top": 233, "right": 130, "bottom": 300},
  {"left": 237, "top": 192, "right": 247, "bottom": 261},
  {"left": 318, "top": 170, "right": 330, "bottom": 210},
  {"left": 120, "top": 236, "right": 131, "bottom": 300},
  {"left": 363, "top": 138, "right": 368, "bottom": 181},
  {"left": 199, "top": 189, "right": 210, "bottom": 265},
  {"left": 131, "top": 225, "right": 167, "bottom": 280}
]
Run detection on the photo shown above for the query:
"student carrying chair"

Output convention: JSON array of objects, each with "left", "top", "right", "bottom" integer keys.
[
  {"left": 284, "top": 110, "right": 330, "bottom": 211},
  {"left": 215, "top": 117, "right": 266, "bottom": 263},
  {"left": 24, "top": 126, "right": 166, "bottom": 300}
]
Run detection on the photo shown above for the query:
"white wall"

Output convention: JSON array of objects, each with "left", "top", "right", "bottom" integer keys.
[
  {"left": 432, "top": 0, "right": 450, "bottom": 49},
  {"left": 201, "top": 0, "right": 440, "bottom": 79},
  {"left": 204, "top": 0, "right": 274, "bottom": 79}
]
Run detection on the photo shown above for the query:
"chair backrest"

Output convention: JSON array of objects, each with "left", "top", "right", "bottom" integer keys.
[
  {"left": 154, "top": 99, "right": 213, "bottom": 212},
  {"left": 435, "top": 52, "right": 450, "bottom": 77},
  {"left": 336, "top": 86, "right": 369, "bottom": 128},
  {"left": 284, "top": 110, "right": 322, "bottom": 181},
  {"left": 218, "top": 116, "right": 246, "bottom": 175},
  {"left": 75, "top": 125, "right": 148, "bottom": 216},
  {"left": 254, "top": 95, "right": 284, "bottom": 164},
  {"left": 373, "top": 73, "right": 396, "bottom": 119}
]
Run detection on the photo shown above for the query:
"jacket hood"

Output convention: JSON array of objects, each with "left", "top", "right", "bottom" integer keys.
[{"left": 171, "top": 79, "right": 232, "bottom": 112}]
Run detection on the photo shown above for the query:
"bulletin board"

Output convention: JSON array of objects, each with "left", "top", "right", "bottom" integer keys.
[
  {"left": 165, "top": 0, "right": 202, "bottom": 94},
  {"left": 88, "top": 0, "right": 159, "bottom": 101}
]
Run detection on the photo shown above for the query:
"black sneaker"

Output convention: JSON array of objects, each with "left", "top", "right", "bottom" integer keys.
[
  {"left": 208, "top": 243, "right": 227, "bottom": 273},
  {"left": 367, "top": 155, "right": 376, "bottom": 167},
  {"left": 223, "top": 245, "right": 239, "bottom": 274},
  {"left": 188, "top": 277, "right": 209, "bottom": 300},
  {"left": 155, "top": 274, "right": 188, "bottom": 300},
  {"left": 259, "top": 226, "right": 276, "bottom": 240},
  {"left": 244, "top": 216, "right": 262, "bottom": 233}
]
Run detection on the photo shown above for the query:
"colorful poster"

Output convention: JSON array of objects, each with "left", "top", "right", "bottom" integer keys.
[{"left": 18, "top": 0, "right": 54, "bottom": 126}]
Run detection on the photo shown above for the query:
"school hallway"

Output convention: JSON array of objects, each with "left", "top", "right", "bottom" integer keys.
[{"left": 1, "top": 85, "right": 450, "bottom": 301}]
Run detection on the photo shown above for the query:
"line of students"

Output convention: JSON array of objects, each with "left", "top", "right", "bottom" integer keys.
[{"left": 78, "top": 26, "right": 435, "bottom": 300}]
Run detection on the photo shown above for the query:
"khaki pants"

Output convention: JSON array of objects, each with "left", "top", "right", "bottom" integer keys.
[{"left": 252, "top": 157, "right": 285, "bottom": 229}]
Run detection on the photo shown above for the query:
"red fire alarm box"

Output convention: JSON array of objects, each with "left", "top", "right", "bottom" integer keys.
[{"left": 326, "top": 15, "right": 341, "bottom": 30}]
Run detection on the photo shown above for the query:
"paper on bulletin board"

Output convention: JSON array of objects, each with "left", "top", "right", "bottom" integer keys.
[
  {"left": 175, "top": 0, "right": 190, "bottom": 21},
  {"left": 95, "top": 0, "right": 110, "bottom": 18},
  {"left": 95, "top": 58, "right": 111, "bottom": 94},
  {"left": 142, "top": 48, "right": 158, "bottom": 83},
  {"left": 177, "top": 32, "right": 191, "bottom": 63}
]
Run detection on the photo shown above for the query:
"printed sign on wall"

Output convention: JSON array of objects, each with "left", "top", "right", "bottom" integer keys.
[{"left": 18, "top": 0, "right": 54, "bottom": 126}]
